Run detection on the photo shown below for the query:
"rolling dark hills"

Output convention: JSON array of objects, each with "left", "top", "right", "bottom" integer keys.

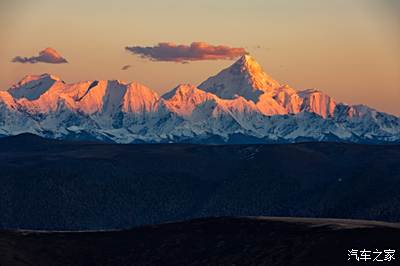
[
  {"left": 0, "top": 134, "right": 399, "bottom": 230},
  {"left": 1, "top": 217, "right": 400, "bottom": 266}
]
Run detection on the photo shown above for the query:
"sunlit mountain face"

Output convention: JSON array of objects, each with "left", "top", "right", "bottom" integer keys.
[{"left": 1, "top": 55, "right": 399, "bottom": 144}]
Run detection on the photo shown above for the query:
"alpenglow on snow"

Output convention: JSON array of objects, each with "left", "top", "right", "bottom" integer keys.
[{"left": 1, "top": 55, "right": 399, "bottom": 143}]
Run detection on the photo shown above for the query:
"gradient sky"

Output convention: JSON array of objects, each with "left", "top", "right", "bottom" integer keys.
[{"left": 1, "top": 0, "right": 399, "bottom": 115}]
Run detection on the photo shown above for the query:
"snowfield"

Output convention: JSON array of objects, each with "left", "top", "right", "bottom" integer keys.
[{"left": 1, "top": 55, "right": 399, "bottom": 143}]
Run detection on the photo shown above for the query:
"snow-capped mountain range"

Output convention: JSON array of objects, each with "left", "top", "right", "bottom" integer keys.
[{"left": 1, "top": 55, "right": 399, "bottom": 143}]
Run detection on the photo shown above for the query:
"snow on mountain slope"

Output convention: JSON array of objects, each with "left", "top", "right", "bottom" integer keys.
[
  {"left": 271, "top": 85, "right": 302, "bottom": 113},
  {"left": 163, "top": 84, "right": 217, "bottom": 116},
  {"left": 0, "top": 55, "right": 399, "bottom": 143},
  {"left": 8, "top": 73, "right": 63, "bottom": 100},
  {"left": 198, "top": 55, "right": 280, "bottom": 102},
  {"left": 0, "top": 91, "right": 17, "bottom": 109},
  {"left": 0, "top": 91, "right": 41, "bottom": 136},
  {"left": 123, "top": 82, "right": 160, "bottom": 113},
  {"left": 197, "top": 55, "right": 334, "bottom": 117},
  {"left": 298, "top": 89, "right": 336, "bottom": 118},
  {"left": 333, "top": 104, "right": 400, "bottom": 142}
]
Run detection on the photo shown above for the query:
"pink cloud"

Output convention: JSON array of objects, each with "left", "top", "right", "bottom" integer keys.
[
  {"left": 12, "top": 47, "right": 68, "bottom": 64},
  {"left": 125, "top": 42, "right": 247, "bottom": 63}
]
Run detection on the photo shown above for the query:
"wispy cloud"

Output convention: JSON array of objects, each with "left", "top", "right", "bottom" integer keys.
[
  {"left": 125, "top": 42, "right": 247, "bottom": 63},
  {"left": 12, "top": 47, "right": 68, "bottom": 64},
  {"left": 121, "top": 64, "right": 132, "bottom": 70}
]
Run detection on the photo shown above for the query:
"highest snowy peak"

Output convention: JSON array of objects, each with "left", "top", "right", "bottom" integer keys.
[{"left": 198, "top": 54, "right": 281, "bottom": 102}]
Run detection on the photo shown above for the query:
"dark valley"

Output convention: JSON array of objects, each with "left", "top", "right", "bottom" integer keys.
[{"left": 0, "top": 134, "right": 399, "bottom": 230}]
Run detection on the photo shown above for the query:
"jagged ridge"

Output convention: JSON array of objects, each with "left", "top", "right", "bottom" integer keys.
[{"left": 0, "top": 55, "right": 399, "bottom": 143}]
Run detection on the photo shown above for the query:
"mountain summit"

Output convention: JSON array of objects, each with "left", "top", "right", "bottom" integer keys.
[
  {"left": 0, "top": 55, "right": 399, "bottom": 143},
  {"left": 198, "top": 54, "right": 280, "bottom": 102}
]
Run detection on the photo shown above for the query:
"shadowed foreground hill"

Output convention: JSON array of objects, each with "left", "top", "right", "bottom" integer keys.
[
  {"left": 0, "top": 134, "right": 400, "bottom": 230},
  {"left": 0, "top": 217, "right": 399, "bottom": 266}
]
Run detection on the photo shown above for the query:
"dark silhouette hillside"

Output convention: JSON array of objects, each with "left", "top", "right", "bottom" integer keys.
[
  {"left": 1, "top": 217, "right": 399, "bottom": 266},
  {"left": 0, "top": 134, "right": 399, "bottom": 230}
]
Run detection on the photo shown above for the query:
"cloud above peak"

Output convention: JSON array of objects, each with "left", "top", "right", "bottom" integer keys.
[
  {"left": 12, "top": 47, "right": 68, "bottom": 64},
  {"left": 125, "top": 42, "right": 247, "bottom": 63}
]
